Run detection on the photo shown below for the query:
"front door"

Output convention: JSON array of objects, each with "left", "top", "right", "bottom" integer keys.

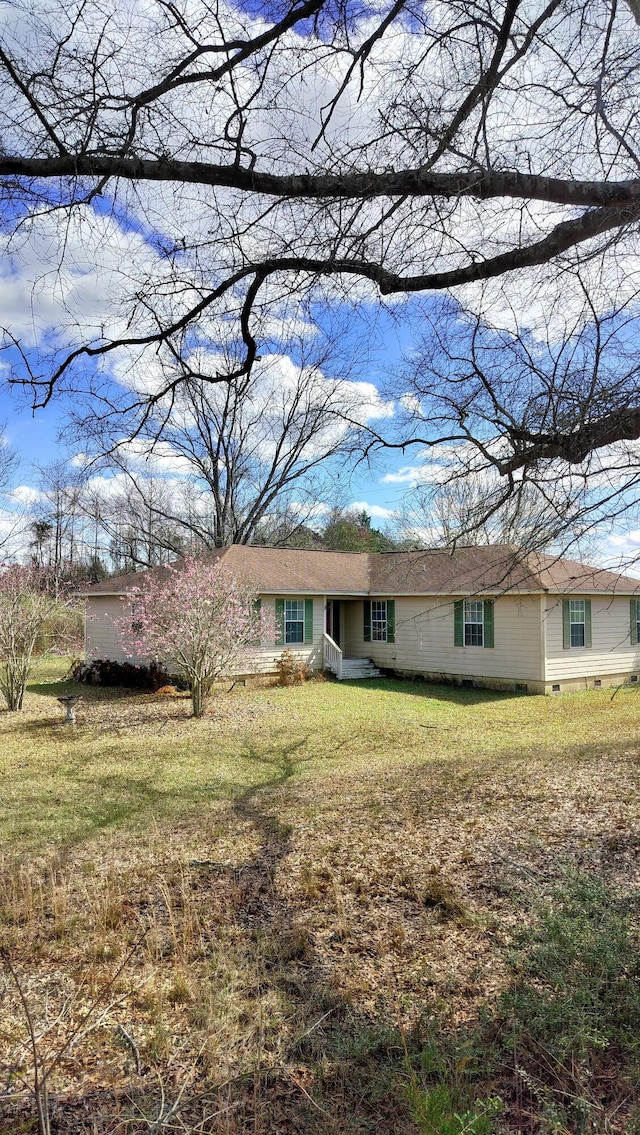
[{"left": 326, "top": 600, "right": 341, "bottom": 647}]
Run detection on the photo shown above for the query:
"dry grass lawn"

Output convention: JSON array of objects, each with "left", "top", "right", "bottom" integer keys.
[{"left": 1, "top": 658, "right": 640, "bottom": 1133}]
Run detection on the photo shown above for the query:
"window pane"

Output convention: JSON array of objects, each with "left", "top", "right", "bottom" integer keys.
[
  {"left": 465, "top": 623, "right": 484, "bottom": 646},
  {"left": 569, "top": 599, "right": 585, "bottom": 647},
  {"left": 371, "top": 599, "right": 387, "bottom": 642},
  {"left": 465, "top": 600, "right": 483, "bottom": 623},
  {"left": 570, "top": 622, "right": 585, "bottom": 647},
  {"left": 464, "top": 599, "right": 483, "bottom": 646},
  {"left": 284, "top": 599, "right": 304, "bottom": 644}
]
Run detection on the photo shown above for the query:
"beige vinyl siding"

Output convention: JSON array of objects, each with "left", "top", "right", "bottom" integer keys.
[
  {"left": 343, "top": 595, "right": 544, "bottom": 682},
  {"left": 245, "top": 596, "right": 325, "bottom": 674},
  {"left": 85, "top": 594, "right": 325, "bottom": 675},
  {"left": 85, "top": 596, "right": 147, "bottom": 665},
  {"left": 544, "top": 595, "right": 640, "bottom": 680}
]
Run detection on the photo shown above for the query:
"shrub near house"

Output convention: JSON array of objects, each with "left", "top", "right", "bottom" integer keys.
[{"left": 117, "top": 555, "right": 273, "bottom": 717}]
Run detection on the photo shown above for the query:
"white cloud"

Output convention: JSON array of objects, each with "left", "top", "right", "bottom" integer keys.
[
  {"left": 398, "top": 393, "right": 423, "bottom": 415},
  {"left": 381, "top": 464, "right": 449, "bottom": 487},
  {"left": 109, "top": 438, "right": 196, "bottom": 478},
  {"left": 9, "top": 484, "right": 43, "bottom": 506},
  {"left": 83, "top": 472, "right": 131, "bottom": 500},
  {"left": 351, "top": 500, "right": 395, "bottom": 520},
  {"left": 288, "top": 501, "right": 330, "bottom": 521},
  {"left": 0, "top": 207, "right": 176, "bottom": 353},
  {"left": 111, "top": 349, "right": 393, "bottom": 471}
]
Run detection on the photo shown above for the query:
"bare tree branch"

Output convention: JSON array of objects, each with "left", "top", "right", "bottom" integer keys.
[
  {"left": 2, "top": 0, "right": 640, "bottom": 525},
  {"left": 2, "top": 156, "right": 640, "bottom": 208}
]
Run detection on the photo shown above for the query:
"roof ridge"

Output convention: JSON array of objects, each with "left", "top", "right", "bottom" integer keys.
[{"left": 251, "top": 545, "right": 371, "bottom": 555}]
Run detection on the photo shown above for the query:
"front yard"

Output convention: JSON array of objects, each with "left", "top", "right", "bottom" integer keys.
[{"left": 1, "top": 660, "right": 640, "bottom": 1133}]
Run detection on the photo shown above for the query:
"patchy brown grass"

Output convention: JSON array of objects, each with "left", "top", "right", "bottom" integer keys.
[{"left": 1, "top": 659, "right": 640, "bottom": 1132}]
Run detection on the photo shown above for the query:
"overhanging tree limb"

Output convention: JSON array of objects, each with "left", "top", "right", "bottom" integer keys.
[
  {"left": 501, "top": 405, "right": 640, "bottom": 471},
  {"left": 2, "top": 156, "right": 640, "bottom": 208},
  {"left": 10, "top": 194, "right": 640, "bottom": 407}
]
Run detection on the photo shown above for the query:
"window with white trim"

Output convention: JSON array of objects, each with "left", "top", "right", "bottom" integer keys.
[
  {"left": 284, "top": 598, "right": 305, "bottom": 644},
  {"left": 371, "top": 599, "right": 387, "bottom": 642},
  {"left": 464, "top": 600, "right": 484, "bottom": 646},
  {"left": 569, "top": 599, "right": 586, "bottom": 647}
]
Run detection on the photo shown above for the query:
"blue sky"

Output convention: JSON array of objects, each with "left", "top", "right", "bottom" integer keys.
[
  {"left": 3, "top": 0, "right": 640, "bottom": 566},
  {"left": 0, "top": 162, "right": 430, "bottom": 533},
  {"left": 3, "top": 219, "right": 640, "bottom": 567},
  {"left": 0, "top": 269, "right": 425, "bottom": 529},
  {"left": 0, "top": 378, "right": 416, "bottom": 522}
]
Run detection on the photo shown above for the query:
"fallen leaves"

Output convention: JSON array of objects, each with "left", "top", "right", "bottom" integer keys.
[{"left": 1, "top": 663, "right": 640, "bottom": 1131}]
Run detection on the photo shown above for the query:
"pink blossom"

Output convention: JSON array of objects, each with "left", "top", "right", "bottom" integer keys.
[{"left": 117, "top": 555, "right": 274, "bottom": 717}]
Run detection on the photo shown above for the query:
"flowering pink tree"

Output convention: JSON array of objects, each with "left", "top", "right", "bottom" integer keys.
[
  {"left": 0, "top": 565, "right": 58, "bottom": 710},
  {"left": 118, "top": 556, "right": 274, "bottom": 717}
]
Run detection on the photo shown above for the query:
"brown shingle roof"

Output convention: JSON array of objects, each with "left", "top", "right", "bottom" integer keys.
[
  {"left": 526, "top": 551, "right": 640, "bottom": 594},
  {"left": 369, "top": 546, "right": 640, "bottom": 595},
  {"left": 82, "top": 545, "right": 370, "bottom": 596},
  {"left": 217, "top": 545, "right": 371, "bottom": 593},
  {"left": 369, "top": 545, "right": 530, "bottom": 594},
  {"left": 82, "top": 543, "right": 640, "bottom": 598}
]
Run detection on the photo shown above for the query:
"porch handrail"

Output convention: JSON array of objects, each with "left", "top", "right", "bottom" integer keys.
[{"left": 322, "top": 631, "right": 343, "bottom": 681}]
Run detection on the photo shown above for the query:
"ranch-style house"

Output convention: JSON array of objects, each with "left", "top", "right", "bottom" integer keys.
[{"left": 83, "top": 543, "right": 640, "bottom": 695}]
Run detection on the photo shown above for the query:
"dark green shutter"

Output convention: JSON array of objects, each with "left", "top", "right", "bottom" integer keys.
[
  {"left": 562, "top": 599, "right": 570, "bottom": 649},
  {"left": 363, "top": 600, "right": 371, "bottom": 643},
  {"left": 632, "top": 599, "right": 639, "bottom": 646},
  {"left": 304, "top": 598, "right": 313, "bottom": 644},
  {"left": 275, "top": 598, "right": 284, "bottom": 646},
  {"left": 584, "top": 599, "right": 592, "bottom": 648},
  {"left": 483, "top": 599, "right": 494, "bottom": 648},
  {"left": 386, "top": 599, "right": 395, "bottom": 644},
  {"left": 454, "top": 600, "right": 464, "bottom": 647}
]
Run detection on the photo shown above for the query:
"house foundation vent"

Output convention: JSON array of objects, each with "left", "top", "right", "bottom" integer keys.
[
  {"left": 632, "top": 675, "right": 638, "bottom": 684},
  {"left": 552, "top": 684, "right": 560, "bottom": 693},
  {"left": 515, "top": 683, "right": 528, "bottom": 693},
  {"left": 594, "top": 679, "right": 602, "bottom": 688}
]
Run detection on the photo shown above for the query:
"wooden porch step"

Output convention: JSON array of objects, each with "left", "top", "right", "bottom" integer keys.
[{"left": 339, "top": 658, "right": 383, "bottom": 680}]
